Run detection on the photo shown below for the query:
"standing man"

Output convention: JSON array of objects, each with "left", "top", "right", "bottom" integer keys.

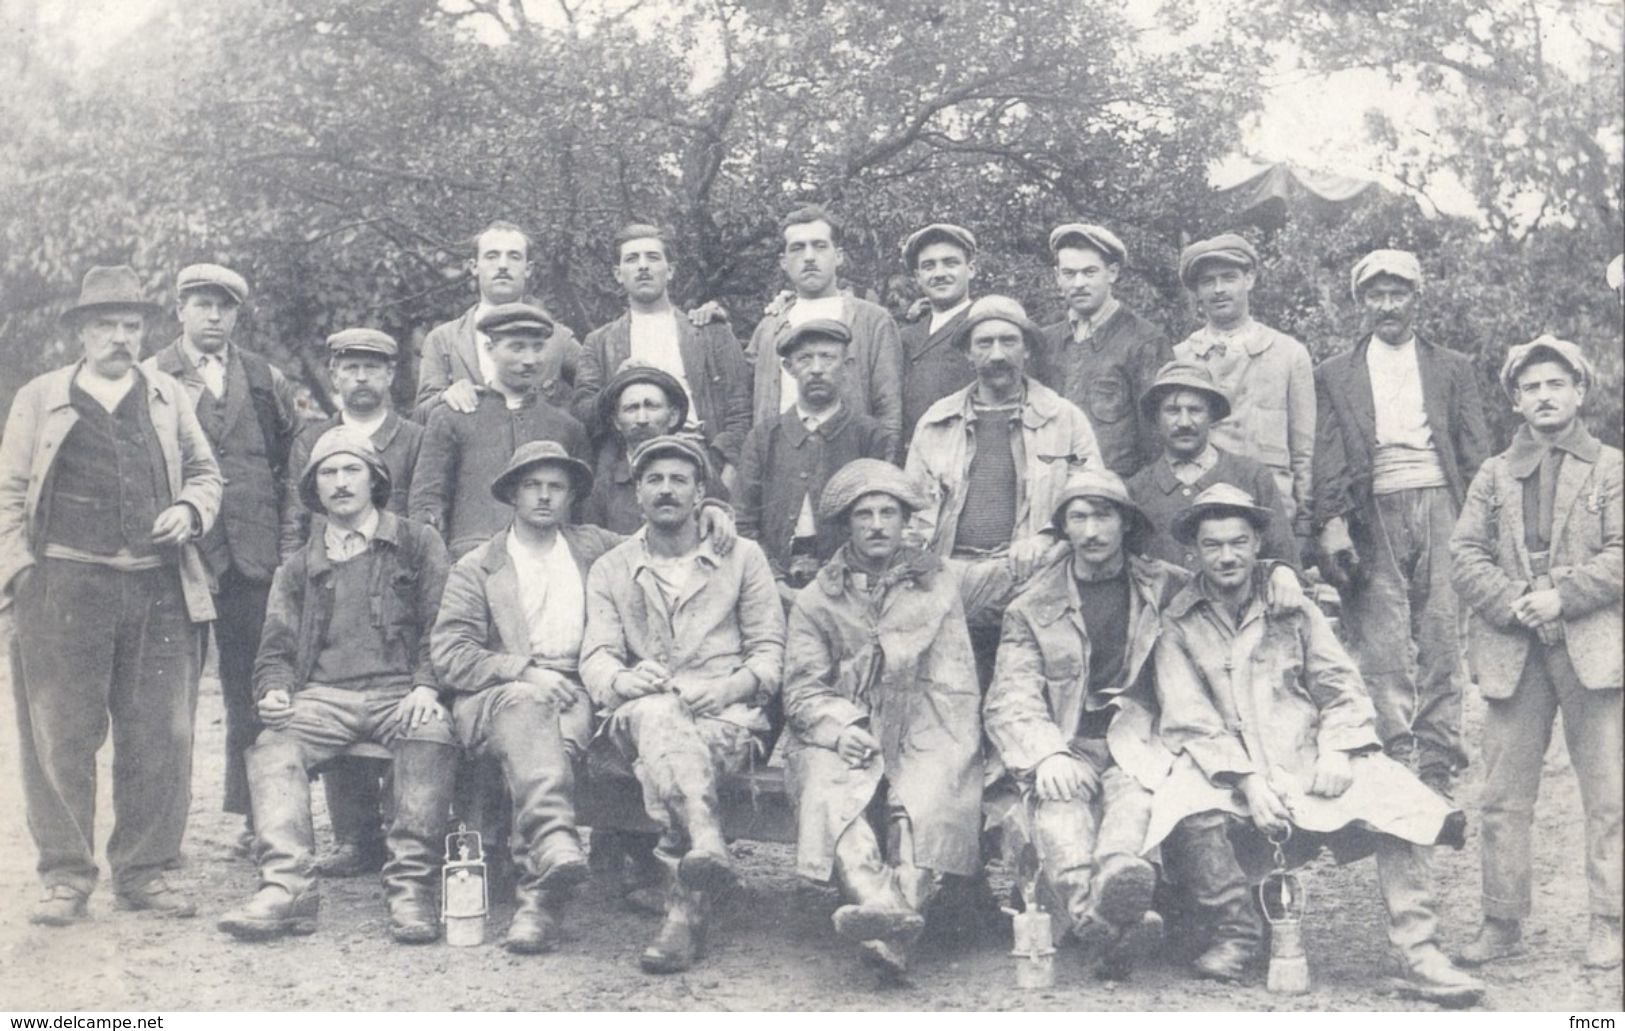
[
  {"left": 1451, "top": 337, "right": 1621, "bottom": 971},
  {"left": 1313, "top": 250, "right": 1490, "bottom": 793},
  {"left": 745, "top": 205, "right": 904, "bottom": 461},
  {"left": 413, "top": 220, "right": 581, "bottom": 420},
  {"left": 218, "top": 428, "right": 457, "bottom": 943},
  {"left": 906, "top": 295, "right": 1102, "bottom": 684},
  {"left": 896, "top": 223, "right": 977, "bottom": 450},
  {"left": 1173, "top": 234, "right": 1314, "bottom": 540},
  {"left": 410, "top": 303, "right": 591, "bottom": 558},
  {"left": 736, "top": 320, "right": 890, "bottom": 601},
  {"left": 571, "top": 224, "right": 752, "bottom": 494},
  {"left": 1040, "top": 224, "right": 1173, "bottom": 479},
  {"left": 580, "top": 435, "right": 785, "bottom": 975},
  {"left": 1, "top": 266, "right": 221, "bottom": 925},
  {"left": 582, "top": 365, "right": 689, "bottom": 534},
  {"left": 145, "top": 262, "right": 301, "bottom": 849},
  {"left": 783, "top": 459, "right": 1014, "bottom": 975}
]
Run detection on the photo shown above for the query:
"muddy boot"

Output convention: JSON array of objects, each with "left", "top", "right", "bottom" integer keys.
[
  {"left": 217, "top": 885, "right": 320, "bottom": 940},
  {"left": 662, "top": 754, "right": 733, "bottom": 893},
  {"left": 315, "top": 759, "right": 387, "bottom": 877},
  {"left": 1032, "top": 799, "right": 1108, "bottom": 954},
  {"left": 504, "top": 887, "right": 569, "bottom": 954},
  {"left": 220, "top": 741, "right": 321, "bottom": 941},
  {"left": 832, "top": 824, "right": 924, "bottom": 945},
  {"left": 641, "top": 859, "right": 709, "bottom": 975},
  {"left": 622, "top": 834, "right": 668, "bottom": 915},
  {"left": 1455, "top": 917, "right": 1524, "bottom": 967},
  {"left": 382, "top": 740, "right": 459, "bottom": 944},
  {"left": 1390, "top": 944, "right": 1485, "bottom": 1008},
  {"left": 1167, "top": 817, "right": 1262, "bottom": 982}
]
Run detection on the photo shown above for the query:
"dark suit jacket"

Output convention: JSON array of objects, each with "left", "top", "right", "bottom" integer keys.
[
  {"left": 898, "top": 306, "right": 973, "bottom": 453},
  {"left": 413, "top": 300, "right": 581, "bottom": 421}
]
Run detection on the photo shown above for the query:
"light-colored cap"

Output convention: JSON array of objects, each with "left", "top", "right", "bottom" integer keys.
[
  {"left": 1350, "top": 249, "right": 1422, "bottom": 298},
  {"left": 1049, "top": 223, "right": 1127, "bottom": 264},
  {"left": 176, "top": 263, "right": 249, "bottom": 305}
]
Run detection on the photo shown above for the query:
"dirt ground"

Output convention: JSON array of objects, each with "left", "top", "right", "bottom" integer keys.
[{"left": 0, "top": 660, "right": 1620, "bottom": 1013}]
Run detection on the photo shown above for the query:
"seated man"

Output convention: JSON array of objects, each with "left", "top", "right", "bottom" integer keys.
[
  {"left": 1145, "top": 484, "right": 1483, "bottom": 1005},
  {"left": 580, "top": 435, "right": 785, "bottom": 974},
  {"left": 783, "top": 459, "right": 1016, "bottom": 976},
  {"left": 219, "top": 428, "right": 458, "bottom": 944}
]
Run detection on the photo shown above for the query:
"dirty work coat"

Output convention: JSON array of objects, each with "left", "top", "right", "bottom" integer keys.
[
  {"left": 1144, "top": 570, "right": 1458, "bottom": 852},
  {"left": 782, "top": 545, "right": 1013, "bottom": 881}
]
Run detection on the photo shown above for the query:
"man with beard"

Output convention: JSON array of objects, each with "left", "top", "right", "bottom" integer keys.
[
  {"left": 1039, "top": 224, "right": 1172, "bottom": 479},
  {"left": 896, "top": 223, "right": 978, "bottom": 450},
  {"left": 746, "top": 205, "right": 904, "bottom": 461},
  {"left": 144, "top": 263, "right": 301, "bottom": 853},
  {"left": 411, "top": 303, "right": 591, "bottom": 558},
  {"left": 218, "top": 428, "right": 457, "bottom": 944},
  {"left": 413, "top": 220, "right": 581, "bottom": 420},
  {"left": 280, "top": 328, "right": 425, "bottom": 877},
  {"left": 1313, "top": 250, "right": 1490, "bottom": 794},
  {"left": 580, "top": 436, "right": 785, "bottom": 974},
  {"left": 1173, "top": 235, "right": 1314, "bottom": 544},
  {"left": 572, "top": 224, "right": 751, "bottom": 495},
  {"left": 2, "top": 266, "right": 221, "bottom": 925},
  {"left": 737, "top": 320, "right": 890, "bottom": 602}
]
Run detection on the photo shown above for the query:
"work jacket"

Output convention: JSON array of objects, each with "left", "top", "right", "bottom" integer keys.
[
  {"left": 1039, "top": 305, "right": 1172, "bottom": 479},
  {"left": 280, "top": 410, "right": 423, "bottom": 559}
]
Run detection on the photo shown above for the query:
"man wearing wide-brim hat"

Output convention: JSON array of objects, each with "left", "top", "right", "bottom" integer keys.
[
  {"left": 0, "top": 265, "right": 223, "bottom": 926},
  {"left": 782, "top": 458, "right": 1020, "bottom": 975},
  {"left": 581, "top": 361, "right": 691, "bottom": 534},
  {"left": 219, "top": 426, "right": 458, "bottom": 944},
  {"left": 1146, "top": 482, "right": 1483, "bottom": 1004}
]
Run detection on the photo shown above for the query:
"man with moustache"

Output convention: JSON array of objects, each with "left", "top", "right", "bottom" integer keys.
[
  {"left": 896, "top": 223, "right": 978, "bottom": 450},
  {"left": 411, "top": 303, "right": 591, "bottom": 558},
  {"left": 1040, "top": 224, "right": 1173, "bottom": 479},
  {"left": 219, "top": 428, "right": 457, "bottom": 943},
  {"left": 1451, "top": 337, "right": 1622, "bottom": 971},
  {"left": 581, "top": 364, "right": 689, "bottom": 534},
  {"left": 572, "top": 224, "right": 752, "bottom": 494},
  {"left": 1, "top": 266, "right": 221, "bottom": 925},
  {"left": 737, "top": 320, "right": 890, "bottom": 602},
  {"left": 746, "top": 205, "right": 905, "bottom": 461},
  {"left": 1173, "top": 235, "right": 1314, "bottom": 543},
  {"left": 280, "top": 328, "right": 425, "bottom": 877},
  {"left": 145, "top": 263, "right": 301, "bottom": 851},
  {"left": 414, "top": 220, "right": 581, "bottom": 420},
  {"left": 1313, "top": 250, "right": 1490, "bottom": 794},
  {"left": 581, "top": 436, "right": 785, "bottom": 974}
]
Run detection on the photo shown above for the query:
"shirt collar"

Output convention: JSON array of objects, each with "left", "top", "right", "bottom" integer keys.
[
  {"left": 629, "top": 526, "right": 720, "bottom": 576},
  {"left": 928, "top": 298, "right": 972, "bottom": 333},
  {"left": 341, "top": 408, "right": 388, "bottom": 437},
  {"left": 1166, "top": 443, "right": 1219, "bottom": 482},
  {"left": 179, "top": 336, "right": 228, "bottom": 369},
  {"left": 1505, "top": 421, "right": 1600, "bottom": 479},
  {"left": 323, "top": 506, "right": 381, "bottom": 559},
  {"left": 796, "top": 400, "right": 842, "bottom": 432},
  {"left": 1068, "top": 297, "right": 1120, "bottom": 342}
]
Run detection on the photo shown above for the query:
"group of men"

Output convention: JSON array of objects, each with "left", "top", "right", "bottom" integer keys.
[{"left": 0, "top": 205, "right": 1618, "bottom": 1008}]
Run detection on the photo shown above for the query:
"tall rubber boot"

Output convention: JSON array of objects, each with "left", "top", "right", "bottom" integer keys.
[
  {"left": 219, "top": 741, "right": 321, "bottom": 940},
  {"left": 382, "top": 740, "right": 459, "bottom": 944},
  {"left": 659, "top": 752, "right": 733, "bottom": 893},
  {"left": 832, "top": 820, "right": 924, "bottom": 944},
  {"left": 1165, "top": 815, "right": 1262, "bottom": 982},
  {"left": 641, "top": 853, "right": 708, "bottom": 974},
  {"left": 1032, "top": 800, "right": 1104, "bottom": 942},
  {"left": 315, "top": 759, "right": 386, "bottom": 877}
]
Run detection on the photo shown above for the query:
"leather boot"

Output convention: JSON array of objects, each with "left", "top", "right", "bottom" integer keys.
[
  {"left": 1455, "top": 916, "right": 1524, "bottom": 967},
  {"left": 641, "top": 857, "right": 708, "bottom": 974},
  {"left": 382, "top": 740, "right": 459, "bottom": 944},
  {"left": 489, "top": 694, "right": 586, "bottom": 889},
  {"left": 315, "top": 758, "right": 387, "bottom": 876},
  {"left": 504, "top": 887, "right": 568, "bottom": 954},
  {"left": 1166, "top": 817, "right": 1262, "bottom": 982},
  {"left": 623, "top": 834, "right": 668, "bottom": 915},
  {"left": 662, "top": 753, "right": 733, "bottom": 893},
  {"left": 218, "top": 885, "right": 321, "bottom": 941},
  {"left": 30, "top": 885, "right": 89, "bottom": 927},
  {"left": 1032, "top": 799, "right": 1101, "bottom": 945},
  {"left": 221, "top": 740, "right": 322, "bottom": 941},
  {"left": 1390, "top": 944, "right": 1486, "bottom": 1007},
  {"left": 832, "top": 824, "right": 924, "bottom": 945},
  {"left": 1090, "top": 854, "right": 1161, "bottom": 978},
  {"left": 1584, "top": 916, "right": 1623, "bottom": 970}
]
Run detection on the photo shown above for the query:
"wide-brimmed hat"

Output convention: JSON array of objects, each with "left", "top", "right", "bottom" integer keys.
[
  {"left": 776, "top": 318, "right": 853, "bottom": 358},
  {"left": 1049, "top": 469, "right": 1152, "bottom": 543},
  {"left": 956, "top": 295, "right": 1046, "bottom": 355},
  {"left": 598, "top": 363, "right": 690, "bottom": 435},
  {"left": 1499, "top": 334, "right": 1597, "bottom": 400},
  {"left": 1139, "top": 359, "right": 1232, "bottom": 423},
  {"left": 1350, "top": 249, "right": 1422, "bottom": 299},
  {"left": 490, "top": 439, "right": 594, "bottom": 505},
  {"left": 60, "top": 265, "right": 163, "bottom": 325},
  {"left": 477, "top": 302, "right": 554, "bottom": 339},
  {"left": 176, "top": 263, "right": 250, "bottom": 306},
  {"left": 299, "top": 426, "right": 392, "bottom": 514},
  {"left": 817, "top": 459, "right": 927, "bottom": 524},
  {"left": 901, "top": 223, "right": 977, "bottom": 269},
  {"left": 1170, "top": 483, "right": 1273, "bottom": 545},
  {"left": 1178, "top": 234, "right": 1259, "bottom": 290},
  {"left": 630, "top": 433, "right": 711, "bottom": 482},
  {"left": 1048, "top": 223, "right": 1127, "bottom": 264},
  {"left": 326, "top": 327, "right": 399, "bottom": 360}
]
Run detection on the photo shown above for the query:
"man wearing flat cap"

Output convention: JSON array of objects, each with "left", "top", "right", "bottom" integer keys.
[
  {"left": 219, "top": 427, "right": 457, "bottom": 944},
  {"left": 737, "top": 319, "right": 891, "bottom": 602},
  {"left": 1039, "top": 223, "right": 1173, "bottom": 479},
  {"left": 1127, "top": 359, "right": 1299, "bottom": 572},
  {"left": 896, "top": 222, "right": 979, "bottom": 450},
  {"left": 411, "top": 302, "right": 591, "bottom": 558},
  {"left": 1451, "top": 336, "right": 1622, "bottom": 971},
  {"left": 580, "top": 435, "right": 784, "bottom": 974},
  {"left": 1, "top": 265, "right": 222, "bottom": 925},
  {"left": 746, "top": 204, "right": 905, "bottom": 461},
  {"left": 906, "top": 294, "right": 1103, "bottom": 686},
  {"left": 414, "top": 219, "right": 582, "bottom": 421},
  {"left": 279, "top": 327, "right": 425, "bottom": 877},
  {"left": 1174, "top": 233, "right": 1315, "bottom": 542},
  {"left": 1145, "top": 484, "right": 1483, "bottom": 1004},
  {"left": 582, "top": 363, "right": 690, "bottom": 534},
  {"left": 783, "top": 458, "right": 1018, "bottom": 975},
  {"left": 1312, "top": 249, "right": 1490, "bottom": 795},
  {"left": 571, "top": 224, "right": 752, "bottom": 495},
  {"left": 144, "top": 261, "right": 302, "bottom": 850}
]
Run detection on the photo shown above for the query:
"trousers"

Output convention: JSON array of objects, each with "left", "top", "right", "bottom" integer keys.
[{"left": 213, "top": 567, "right": 271, "bottom": 816}]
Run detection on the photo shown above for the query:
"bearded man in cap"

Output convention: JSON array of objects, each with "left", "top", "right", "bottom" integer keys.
[
  {"left": 1, "top": 265, "right": 221, "bottom": 925},
  {"left": 143, "top": 262, "right": 302, "bottom": 850},
  {"left": 1451, "top": 336, "right": 1622, "bottom": 971},
  {"left": 737, "top": 319, "right": 891, "bottom": 603},
  {"left": 1038, "top": 224, "right": 1173, "bottom": 479},
  {"left": 1144, "top": 484, "right": 1482, "bottom": 1004},
  {"left": 896, "top": 223, "right": 979, "bottom": 450},
  {"left": 1173, "top": 234, "right": 1315, "bottom": 541},
  {"left": 580, "top": 435, "right": 785, "bottom": 974},
  {"left": 219, "top": 428, "right": 457, "bottom": 943},
  {"left": 1312, "top": 249, "right": 1490, "bottom": 794},
  {"left": 783, "top": 459, "right": 1018, "bottom": 975},
  {"left": 581, "top": 364, "right": 688, "bottom": 534},
  {"left": 411, "top": 302, "right": 591, "bottom": 558}
]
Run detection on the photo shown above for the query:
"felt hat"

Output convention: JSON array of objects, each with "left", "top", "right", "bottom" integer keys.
[
  {"left": 1170, "top": 483, "right": 1273, "bottom": 545},
  {"left": 490, "top": 439, "right": 594, "bottom": 505},
  {"left": 60, "top": 265, "right": 162, "bottom": 325},
  {"left": 1139, "top": 359, "right": 1232, "bottom": 423}
]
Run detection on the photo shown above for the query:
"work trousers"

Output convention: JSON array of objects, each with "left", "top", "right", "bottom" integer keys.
[
  {"left": 11, "top": 560, "right": 199, "bottom": 895},
  {"left": 214, "top": 567, "right": 271, "bottom": 816},
  {"left": 1480, "top": 645, "right": 1622, "bottom": 920},
  {"left": 606, "top": 693, "right": 758, "bottom": 847}
]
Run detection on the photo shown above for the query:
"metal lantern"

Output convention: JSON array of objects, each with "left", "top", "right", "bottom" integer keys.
[
  {"left": 1003, "top": 855, "right": 1056, "bottom": 989},
  {"left": 1258, "top": 829, "right": 1310, "bottom": 995},
  {"left": 442, "top": 825, "right": 488, "bottom": 947}
]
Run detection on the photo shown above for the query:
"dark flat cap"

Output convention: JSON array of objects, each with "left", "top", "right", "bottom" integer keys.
[
  {"left": 598, "top": 363, "right": 690, "bottom": 434},
  {"left": 901, "top": 223, "right": 977, "bottom": 268},
  {"left": 777, "top": 318, "right": 853, "bottom": 357},
  {"left": 477, "top": 302, "right": 554, "bottom": 339},
  {"left": 630, "top": 433, "right": 711, "bottom": 481},
  {"left": 1178, "top": 234, "right": 1259, "bottom": 289},
  {"left": 326, "top": 328, "right": 399, "bottom": 359},
  {"left": 1049, "top": 223, "right": 1127, "bottom": 264}
]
